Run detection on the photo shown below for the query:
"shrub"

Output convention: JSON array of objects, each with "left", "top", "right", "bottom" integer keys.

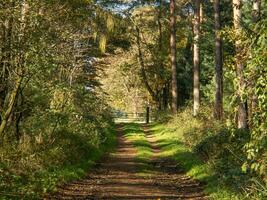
[{"left": 159, "top": 105, "right": 266, "bottom": 199}]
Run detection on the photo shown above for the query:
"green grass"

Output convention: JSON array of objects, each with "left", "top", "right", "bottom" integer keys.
[
  {"left": 149, "top": 122, "right": 248, "bottom": 200},
  {"left": 41, "top": 126, "right": 117, "bottom": 195},
  {"left": 122, "top": 123, "right": 154, "bottom": 176}
]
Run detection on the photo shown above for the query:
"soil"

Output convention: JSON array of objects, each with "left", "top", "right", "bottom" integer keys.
[{"left": 47, "top": 124, "right": 207, "bottom": 200}]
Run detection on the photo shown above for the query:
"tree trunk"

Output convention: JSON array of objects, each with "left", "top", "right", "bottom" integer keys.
[
  {"left": 193, "top": 0, "right": 200, "bottom": 116},
  {"left": 0, "top": 0, "right": 28, "bottom": 140},
  {"left": 233, "top": 0, "right": 248, "bottom": 129},
  {"left": 158, "top": 0, "right": 167, "bottom": 111},
  {"left": 158, "top": 0, "right": 163, "bottom": 51},
  {"left": 251, "top": 0, "right": 261, "bottom": 115},
  {"left": 162, "top": 83, "right": 169, "bottom": 110},
  {"left": 214, "top": 0, "right": 223, "bottom": 120},
  {"left": 0, "top": 16, "right": 13, "bottom": 116},
  {"left": 0, "top": 76, "right": 23, "bottom": 139},
  {"left": 252, "top": 0, "right": 261, "bottom": 22},
  {"left": 200, "top": 1, "right": 204, "bottom": 23},
  {"left": 15, "top": 88, "right": 24, "bottom": 141},
  {"left": 170, "top": 0, "right": 178, "bottom": 113}
]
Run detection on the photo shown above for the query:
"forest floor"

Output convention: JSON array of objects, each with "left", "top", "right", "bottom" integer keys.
[{"left": 47, "top": 123, "right": 207, "bottom": 200}]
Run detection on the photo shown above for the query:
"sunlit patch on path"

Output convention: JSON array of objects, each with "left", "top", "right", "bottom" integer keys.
[{"left": 47, "top": 123, "right": 206, "bottom": 200}]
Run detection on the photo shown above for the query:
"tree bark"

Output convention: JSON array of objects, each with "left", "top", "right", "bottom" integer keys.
[
  {"left": 158, "top": 0, "right": 163, "bottom": 51},
  {"left": 0, "top": 0, "right": 28, "bottom": 139},
  {"left": 0, "top": 76, "right": 23, "bottom": 138},
  {"left": 162, "top": 83, "right": 169, "bottom": 110},
  {"left": 250, "top": 0, "right": 261, "bottom": 115},
  {"left": 0, "top": 14, "right": 13, "bottom": 116},
  {"left": 193, "top": 0, "right": 200, "bottom": 116},
  {"left": 15, "top": 88, "right": 24, "bottom": 141},
  {"left": 252, "top": 0, "right": 261, "bottom": 22},
  {"left": 158, "top": 0, "right": 167, "bottom": 110},
  {"left": 233, "top": 0, "right": 248, "bottom": 129},
  {"left": 214, "top": 0, "right": 223, "bottom": 120},
  {"left": 170, "top": 0, "right": 178, "bottom": 113},
  {"left": 200, "top": 1, "right": 204, "bottom": 23}
]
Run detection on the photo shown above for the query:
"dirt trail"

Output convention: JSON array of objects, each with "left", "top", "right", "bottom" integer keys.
[{"left": 48, "top": 124, "right": 206, "bottom": 200}]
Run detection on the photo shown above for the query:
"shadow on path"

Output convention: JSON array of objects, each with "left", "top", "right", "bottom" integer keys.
[{"left": 47, "top": 123, "right": 206, "bottom": 200}]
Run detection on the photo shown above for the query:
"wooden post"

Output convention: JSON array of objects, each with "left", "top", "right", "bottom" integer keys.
[{"left": 146, "top": 106, "right": 150, "bottom": 124}]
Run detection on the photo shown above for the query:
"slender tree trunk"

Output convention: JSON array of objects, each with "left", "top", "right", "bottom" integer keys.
[
  {"left": 193, "top": 0, "right": 200, "bottom": 116},
  {"left": 0, "top": 76, "right": 23, "bottom": 138},
  {"left": 158, "top": 0, "right": 163, "bottom": 51},
  {"left": 251, "top": 0, "right": 261, "bottom": 115},
  {"left": 0, "top": 16, "right": 13, "bottom": 116},
  {"left": 233, "top": 0, "right": 248, "bottom": 129},
  {"left": 0, "top": 22, "right": 7, "bottom": 115},
  {"left": 158, "top": 0, "right": 167, "bottom": 111},
  {"left": 0, "top": 0, "right": 28, "bottom": 139},
  {"left": 15, "top": 88, "right": 24, "bottom": 141},
  {"left": 200, "top": 1, "right": 204, "bottom": 23},
  {"left": 162, "top": 84, "right": 168, "bottom": 110},
  {"left": 157, "top": 90, "right": 162, "bottom": 111},
  {"left": 252, "top": 0, "right": 261, "bottom": 22},
  {"left": 214, "top": 0, "right": 223, "bottom": 120},
  {"left": 170, "top": 0, "right": 178, "bottom": 113}
]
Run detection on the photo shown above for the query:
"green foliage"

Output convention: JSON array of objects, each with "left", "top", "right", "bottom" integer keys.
[
  {"left": 0, "top": 0, "right": 266, "bottom": 199},
  {"left": 220, "top": 3, "right": 267, "bottom": 184},
  {"left": 242, "top": 15, "right": 267, "bottom": 181},
  {"left": 152, "top": 106, "right": 266, "bottom": 199},
  {"left": 0, "top": 0, "right": 119, "bottom": 198},
  {"left": 0, "top": 123, "right": 116, "bottom": 199}
]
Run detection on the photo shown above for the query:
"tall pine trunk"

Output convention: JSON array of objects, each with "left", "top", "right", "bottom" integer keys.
[
  {"left": 158, "top": 0, "right": 167, "bottom": 110},
  {"left": 170, "top": 0, "right": 178, "bottom": 113},
  {"left": 233, "top": 0, "right": 248, "bottom": 129},
  {"left": 193, "top": 0, "right": 200, "bottom": 116},
  {"left": 214, "top": 0, "right": 223, "bottom": 120}
]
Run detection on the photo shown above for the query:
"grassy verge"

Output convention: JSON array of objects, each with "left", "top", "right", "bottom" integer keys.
[
  {"left": 149, "top": 122, "right": 247, "bottom": 200},
  {"left": 0, "top": 125, "right": 117, "bottom": 200},
  {"left": 122, "top": 123, "right": 154, "bottom": 175},
  {"left": 41, "top": 126, "right": 117, "bottom": 196}
]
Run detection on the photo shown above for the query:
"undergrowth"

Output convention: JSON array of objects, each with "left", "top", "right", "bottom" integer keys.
[
  {"left": 0, "top": 122, "right": 116, "bottom": 199},
  {"left": 152, "top": 106, "right": 266, "bottom": 200}
]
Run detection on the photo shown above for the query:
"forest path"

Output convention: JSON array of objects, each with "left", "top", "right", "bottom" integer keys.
[{"left": 48, "top": 123, "right": 206, "bottom": 200}]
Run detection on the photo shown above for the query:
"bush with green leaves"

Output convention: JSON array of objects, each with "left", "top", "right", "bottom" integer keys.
[{"left": 158, "top": 105, "right": 266, "bottom": 199}]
